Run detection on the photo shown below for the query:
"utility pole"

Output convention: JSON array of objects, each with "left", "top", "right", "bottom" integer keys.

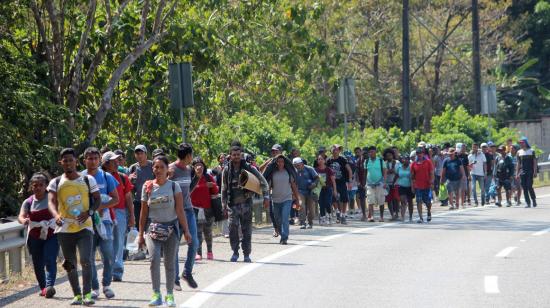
[
  {"left": 472, "top": 0, "right": 482, "bottom": 114},
  {"left": 402, "top": 0, "right": 411, "bottom": 132}
]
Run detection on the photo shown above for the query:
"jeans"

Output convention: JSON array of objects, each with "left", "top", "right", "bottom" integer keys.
[
  {"left": 27, "top": 235, "right": 58, "bottom": 289},
  {"left": 228, "top": 201, "right": 253, "bottom": 256},
  {"left": 269, "top": 201, "right": 279, "bottom": 231},
  {"left": 175, "top": 208, "right": 198, "bottom": 283},
  {"left": 471, "top": 175, "right": 485, "bottom": 205},
  {"left": 112, "top": 209, "right": 127, "bottom": 280},
  {"left": 484, "top": 174, "right": 493, "bottom": 202},
  {"left": 273, "top": 200, "right": 292, "bottom": 241},
  {"left": 521, "top": 173, "right": 537, "bottom": 206},
  {"left": 319, "top": 188, "right": 333, "bottom": 217},
  {"left": 146, "top": 231, "right": 178, "bottom": 294},
  {"left": 92, "top": 221, "right": 114, "bottom": 289},
  {"left": 58, "top": 229, "right": 94, "bottom": 296}
]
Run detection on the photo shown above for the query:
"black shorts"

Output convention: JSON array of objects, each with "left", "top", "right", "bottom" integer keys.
[
  {"left": 496, "top": 178, "right": 511, "bottom": 191},
  {"left": 335, "top": 181, "right": 349, "bottom": 203},
  {"left": 398, "top": 186, "right": 415, "bottom": 199}
]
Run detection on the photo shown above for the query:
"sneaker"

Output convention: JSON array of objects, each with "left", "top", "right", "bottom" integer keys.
[
  {"left": 495, "top": 202, "right": 502, "bottom": 207},
  {"left": 360, "top": 216, "right": 367, "bottom": 222},
  {"left": 39, "top": 288, "right": 46, "bottom": 297},
  {"left": 515, "top": 201, "right": 521, "bottom": 206},
  {"left": 506, "top": 202, "right": 512, "bottom": 207},
  {"left": 307, "top": 223, "right": 313, "bottom": 229},
  {"left": 173, "top": 281, "right": 182, "bottom": 291},
  {"left": 165, "top": 293, "right": 176, "bottom": 307},
  {"left": 90, "top": 289, "right": 99, "bottom": 299},
  {"left": 103, "top": 286, "right": 115, "bottom": 299},
  {"left": 207, "top": 252, "right": 214, "bottom": 260},
  {"left": 533, "top": 202, "right": 537, "bottom": 208},
  {"left": 281, "top": 239, "right": 288, "bottom": 245},
  {"left": 427, "top": 213, "right": 432, "bottom": 222},
  {"left": 148, "top": 292, "right": 162, "bottom": 306},
  {"left": 243, "top": 255, "right": 252, "bottom": 263},
  {"left": 182, "top": 272, "right": 198, "bottom": 289},
  {"left": 195, "top": 254, "right": 202, "bottom": 261},
  {"left": 230, "top": 253, "right": 239, "bottom": 262},
  {"left": 525, "top": 204, "right": 531, "bottom": 208},
  {"left": 417, "top": 219, "right": 424, "bottom": 224},
  {"left": 368, "top": 218, "right": 375, "bottom": 222},
  {"left": 300, "top": 223, "right": 306, "bottom": 229},
  {"left": 112, "top": 276, "right": 122, "bottom": 282},
  {"left": 83, "top": 292, "right": 95, "bottom": 306},
  {"left": 341, "top": 217, "right": 347, "bottom": 225},
  {"left": 45, "top": 286, "right": 56, "bottom": 298},
  {"left": 70, "top": 295, "right": 83, "bottom": 305},
  {"left": 449, "top": 206, "right": 455, "bottom": 210}
]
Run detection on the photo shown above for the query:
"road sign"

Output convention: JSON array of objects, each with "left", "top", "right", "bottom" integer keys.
[
  {"left": 169, "top": 63, "right": 194, "bottom": 109},
  {"left": 481, "top": 84, "right": 497, "bottom": 115},
  {"left": 337, "top": 78, "right": 357, "bottom": 115}
]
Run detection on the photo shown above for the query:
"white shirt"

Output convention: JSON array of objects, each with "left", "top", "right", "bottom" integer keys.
[{"left": 468, "top": 151, "right": 487, "bottom": 176}]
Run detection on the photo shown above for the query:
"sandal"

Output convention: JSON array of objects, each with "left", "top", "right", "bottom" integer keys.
[{"left": 272, "top": 231, "right": 279, "bottom": 237}]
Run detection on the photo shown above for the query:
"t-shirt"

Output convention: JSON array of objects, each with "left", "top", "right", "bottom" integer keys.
[
  {"left": 411, "top": 159, "right": 433, "bottom": 189},
  {"left": 129, "top": 161, "right": 154, "bottom": 202},
  {"left": 271, "top": 169, "right": 293, "bottom": 203},
  {"left": 468, "top": 152, "right": 486, "bottom": 176},
  {"left": 385, "top": 160, "right": 399, "bottom": 185},
  {"left": 327, "top": 156, "right": 349, "bottom": 184},
  {"left": 295, "top": 166, "right": 318, "bottom": 195},
  {"left": 365, "top": 157, "right": 385, "bottom": 185},
  {"left": 495, "top": 154, "right": 514, "bottom": 179},
  {"left": 485, "top": 153, "right": 495, "bottom": 174},
  {"left": 433, "top": 155, "right": 444, "bottom": 175},
  {"left": 169, "top": 162, "right": 194, "bottom": 210},
  {"left": 81, "top": 169, "right": 118, "bottom": 222},
  {"left": 112, "top": 172, "right": 134, "bottom": 210},
  {"left": 458, "top": 153, "right": 469, "bottom": 176},
  {"left": 141, "top": 180, "right": 182, "bottom": 224},
  {"left": 315, "top": 167, "right": 335, "bottom": 188},
  {"left": 518, "top": 148, "right": 536, "bottom": 175},
  {"left": 47, "top": 175, "right": 99, "bottom": 233},
  {"left": 21, "top": 194, "right": 54, "bottom": 239},
  {"left": 396, "top": 163, "right": 412, "bottom": 187},
  {"left": 443, "top": 157, "right": 463, "bottom": 181}
]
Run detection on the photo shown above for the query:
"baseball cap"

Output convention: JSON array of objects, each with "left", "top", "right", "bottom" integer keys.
[
  {"left": 271, "top": 144, "right": 283, "bottom": 151},
  {"left": 114, "top": 149, "right": 125, "bottom": 157},
  {"left": 292, "top": 157, "right": 303, "bottom": 165},
  {"left": 487, "top": 141, "right": 495, "bottom": 147},
  {"left": 134, "top": 145, "right": 147, "bottom": 153},
  {"left": 318, "top": 146, "right": 327, "bottom": 153},
  {"left": 448, "top": 148, "right": 456, "bottom": 153},
  {"left": 456, "top": 143, "right": 464, "bottom": 151},
  {"left": 480, "top": 142, "right": 488, "bottom": 148},
  {"left": 101, "top": 151, "right": 120, "bottom": 164},
  {"left": 152, "top": 148, "right": 165, "bottom": 157},
  {"left": 417, "top": 141, "right": 427, "bottom": 148},
  {"left": 415, "top": 147, "right": 424, "bottom": 154},
  {"left": 331, "top": 144, "right": 343, "bottom": 152}
]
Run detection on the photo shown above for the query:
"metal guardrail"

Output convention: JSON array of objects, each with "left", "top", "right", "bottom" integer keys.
[
  {"left": 0, "top": 220, "right": 28, "bottom": 282},
  {"left": 538, "top": 162, "right": 550, "bottom": 181}
]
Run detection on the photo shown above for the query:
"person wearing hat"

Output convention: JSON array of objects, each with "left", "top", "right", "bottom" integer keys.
[
  {"left": 494, "top": 145, "right": 514, "bottom": 207},
  {"left": 456, "top": 143, "right": 471, "bottom": 206},
  {"left": 81, "top": 147, "right": 120, "bottom": 300},
  {"left": 516, "top": 137, "right": 538, "bottom": 207},
  {"left": 441, "top": 148, "right": 466, "bottom": 210},
  {"left": 469, "top": 143, "right": 487, "bottom": 207},
  {"left": 152, "top": 148, "right": 165, "bottom": 158},
  {"left": 102, "top": 151, "right": 135, "bottom": 282},
  {"left": 293, "top": 157, "right": 319, "bottom": 229},
  {"left": 483, "top": 142, "right": 497, "bottom": 204},
  {"left": 129, "top": 145, "right": 154, "bottom": 228},
  {"left": 411, "top": 147, "right": 435, "bottom": 223},
  {"left": 327, "top": 144, "right": 353, "bottom": 224}
]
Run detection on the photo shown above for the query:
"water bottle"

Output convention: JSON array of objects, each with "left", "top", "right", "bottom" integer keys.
[{"left": 126, "top": 227, "right": 139, "bottom": 254}]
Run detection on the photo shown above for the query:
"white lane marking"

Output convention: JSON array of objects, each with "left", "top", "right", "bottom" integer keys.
[
  {"left": 484, "top": 276, "right": 500, "bottom": 294},
  {"left": 180, "top": 206, "right": 488, "bottom": 308},
  {"left": 520, "top": 239, "right": 527, "bottom": 242},
  {"left": 532, "top": 227, "right": 550, "bottom": 236},
  {"left": 495, "top": 247, "right": 517, "bottom": 258}
]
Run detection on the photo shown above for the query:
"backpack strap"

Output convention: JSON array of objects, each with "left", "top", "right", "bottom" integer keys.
[
  {"left": 379, "top": 157, "right": 383, "bottom": 175},
  {"left": 172, "top": 181, "right": 176, "bottom": 196},
  {"left": 118, "top": 172, "right": 126, "bottom": 186},
  {"left": 24, "top": 196, "right": 34, "bottom": 212}
]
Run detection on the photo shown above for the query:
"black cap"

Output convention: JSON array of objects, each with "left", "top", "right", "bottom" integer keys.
[{"left": 152, "top": 148, "right": 165, "bottom": 158}]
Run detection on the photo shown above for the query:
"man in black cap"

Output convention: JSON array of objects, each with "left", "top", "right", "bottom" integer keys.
[{"left": 128, "top": 145, "right": 154, "bottom": 233}]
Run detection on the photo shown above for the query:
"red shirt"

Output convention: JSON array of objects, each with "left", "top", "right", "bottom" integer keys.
[
  {"left": 191, "top": 174, "right": 219, "bottom": 209},
  {"left": 411, "top": 159, "right": 433, "bottom": 189},
  {"left": 112, "top": 172, "right": 134, "bottom": 210}
]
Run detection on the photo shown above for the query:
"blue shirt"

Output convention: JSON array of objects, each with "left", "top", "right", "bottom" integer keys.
[
  {"left": 443, "top": 158, "right": 462, "bottom": 181},
  {"left": 81, "top": 169, "right": 118, "bottom": 220},
  {"left": 295, "top": 166, "right": 318, "bottom": 195},
  {"left": 396, "top": 164, "right": 412, "bottom": 187},
  {"left": 365, "top": 157, "right": 385, "bottom": 185}
]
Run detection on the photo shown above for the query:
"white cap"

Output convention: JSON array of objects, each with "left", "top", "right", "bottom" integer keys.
[
  {"left": 480, "top": 142, "right": 488, "bottom": 148},
  {"left": 134, "top": 144, "right": 147, "bottom": 153},
  {"left": 101, "top": 151, "right": 120, "bottom": 164},
  {"left": 292, "top": 157, "right": 304, "bottom": 165}
]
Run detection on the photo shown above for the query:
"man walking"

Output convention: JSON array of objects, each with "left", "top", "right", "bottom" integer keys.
[
  {"left": 516, "top": 137, "right": 538, "bottom": 208},
  {"left": 128, "top": 145, "right": 154, "bottom": 226},
  {"left": 222, "top": 144, "right": 270, "bottom": 262},
  {"left": 293, "top": 157, "right": 319, "bottom": 229},
  {"left": 364, "top": 146, "right": 387, "bottom": 222},
  {"left": 411, "top": 148, "right": 435, "bottom": 223},
  {"left": 469, "top": 143, "right": 487, "bottom": 207},
  {"left": 327, "top": 144, "right": 353, "bottom": 224},
  {"left": 441, "top": 148, "right": 465, "bottom": 210},
  {"left": 48, "top": 148, "right": 101, "bottom": 305}
]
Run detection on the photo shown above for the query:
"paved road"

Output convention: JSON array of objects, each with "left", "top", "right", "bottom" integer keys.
[{"left": 3, "top": 187, "right": 550, "bottom": 308}]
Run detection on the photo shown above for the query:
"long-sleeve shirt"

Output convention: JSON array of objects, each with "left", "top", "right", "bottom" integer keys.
[{"left": 190, "top": 174, "right": 219, "bottom": 209}]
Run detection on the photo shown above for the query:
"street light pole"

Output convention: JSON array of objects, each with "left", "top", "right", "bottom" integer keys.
[
  {"left": 472, "top": 0, "right": 482, "bottom": 114},
  {"left": 402, "top": 0, "right": 411, "bottom": 132}
]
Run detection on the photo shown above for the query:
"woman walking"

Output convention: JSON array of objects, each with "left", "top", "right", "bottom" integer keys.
[
  {"left": 395, "top": 156, "right": 414, "bottom": 222},
  {"left": 384, "top": 149, "right": 400, "bottom": 220},
  {"left": 190, "top": 157, "right": 219, "bottom": 260},
  {"left": 315, "top": 155, "right": 337, "bottom": 225},
  {"left": 137, "top": 156, "right": 192, "bottom": 307},
  {"left": 18, "top": 173, "right": 58, "bottom": 298}
]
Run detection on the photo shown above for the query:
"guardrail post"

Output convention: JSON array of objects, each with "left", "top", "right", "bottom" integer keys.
[
  {"left": 0, "top": 252, "right": 6, "bottom": 282},
  {"left": 9, "top": 247, "right": 22, "bottom": 275}
]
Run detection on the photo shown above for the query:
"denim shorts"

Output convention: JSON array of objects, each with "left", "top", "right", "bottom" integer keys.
[{"left": 415, "top": 189, "right": 431, "bottom": 205}]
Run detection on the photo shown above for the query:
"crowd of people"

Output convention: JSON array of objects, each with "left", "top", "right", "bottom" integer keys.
[{"left": 17, "top": 136, "right": 539, "bottom": 306}]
